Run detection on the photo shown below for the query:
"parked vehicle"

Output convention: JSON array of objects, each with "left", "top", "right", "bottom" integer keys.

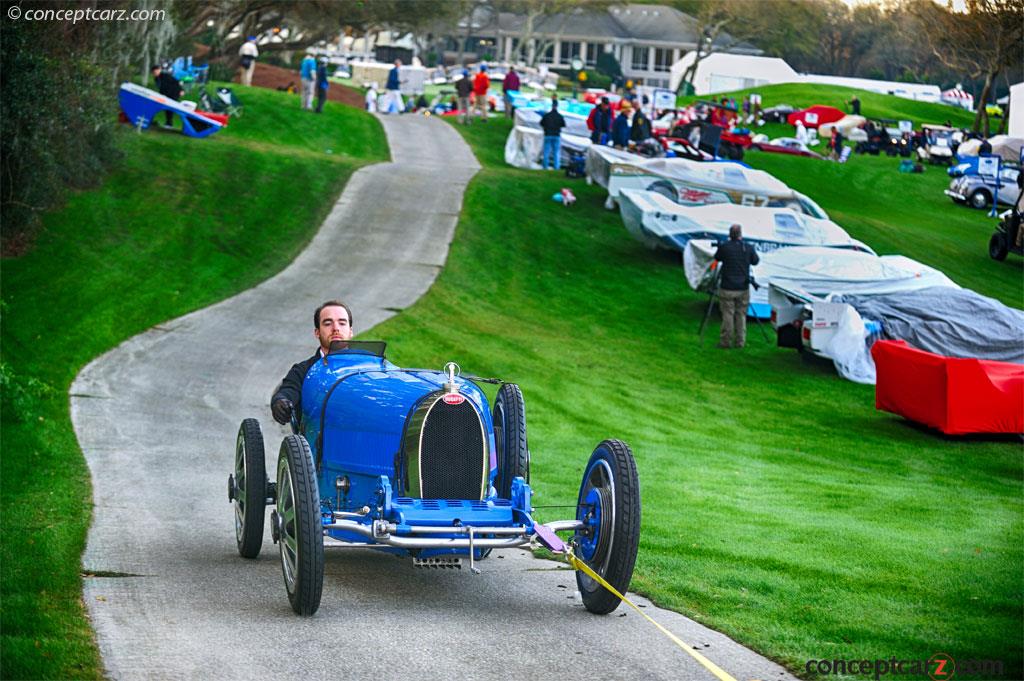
[
  {"left": 945, "top": 166, "right": 1021, "bottom": 209},
  {"left": 229, "top": 343, "right": 641, "bottom": 616},
  {"left": 989, "top": 175, "right": 1024, "bottom": 261},
  {"left": 787, "top": 105, "right": 845, "bottom": 129},
  {"left": 750, "top": 137, "right": 824, "bottom": 159},
  {"left": 760, "top": 104, "right": 796, "bottom": 124},
  {"left": 916, "top": 124, "right": 956, "bottom": 165}
]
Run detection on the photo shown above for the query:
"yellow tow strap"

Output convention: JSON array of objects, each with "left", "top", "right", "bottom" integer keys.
[{"left": 565, "top": 548, "right": 739, "bottom": 681}]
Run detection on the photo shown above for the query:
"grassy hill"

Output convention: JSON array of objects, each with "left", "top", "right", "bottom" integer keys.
[
  {"left": 0, "top": 85, "right": 387, "bottom": 680},
  {"left": 368, "top": 117, "right": 1022, "bottom": 679},
  {"left": 680, "top": 82, "right": 979, "bottom": 129}
]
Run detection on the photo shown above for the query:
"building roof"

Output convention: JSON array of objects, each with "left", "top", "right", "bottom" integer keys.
[{"left": 482, "top": 3, "right": 759, "bottom": 54}]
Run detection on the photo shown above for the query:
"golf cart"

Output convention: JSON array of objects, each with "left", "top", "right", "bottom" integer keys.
[
  {"left": 989, "top": 173, "right": 1024, "bottom": 261},
  {"left": 916, "top": 124, "right": 955, "bottom": 165}
]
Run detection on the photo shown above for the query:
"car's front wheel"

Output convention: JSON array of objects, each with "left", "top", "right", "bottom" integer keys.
[
  {"left": 493, "top": 383, "right": 529, "bottom": 499},
  {"left": 231, "top": 418, "right": 266, "bottom": 559},
  {"left": 574, "top": 439, "right": 641, "bottom": 615},
  {"left": 276, "top": 435, "right": 324, "bottom": 616},
  {"left": 969, "top": 188, "right": 992, "bottom": 209}
]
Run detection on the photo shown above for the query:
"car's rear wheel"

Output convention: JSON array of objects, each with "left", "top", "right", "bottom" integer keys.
[
  {"left": 231, "top": 418, "right": 266, "bottom": 559},
  {"left": 493, "top": 383, "right": 529, "bottom": 499},
  {"left": 574, "top": 439, "right": 640, "bottom": 615},
  {"left": 276, "top": 434, "right": 324, "bottom": 616},
  {"left": 969, "top": 188, "right": 991, "bottom": 209},
  {"left": 989, "top": 232, "right": 1009, "bottom": 261}
]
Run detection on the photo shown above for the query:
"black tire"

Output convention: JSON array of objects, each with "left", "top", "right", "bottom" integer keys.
[
  {"left": 276, "top": 435, "right": 324, "bottom": 616},
  {"left": 574, "top": 439, "right": 641, "bottom": 615},
  {"left": 969, "top": 189, "right": 991, "bottom": 210},
  {"left": 646, "top": 180, "right": 677, "bottom": 201},
  {"left": 233, "top": 418, "right": 266, "bottom": 559},
  {"left": 989, "top": 232, "right": 1009, "bottom": 261},
  {"left": 492, "top": 383, "right": 529, "bottom": 499}
]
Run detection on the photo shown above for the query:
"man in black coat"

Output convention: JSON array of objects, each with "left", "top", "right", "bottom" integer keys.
[
  {"left": 713, "top": 224, "right": 759, "bottom": 348},
  {"left": 539, "top": 95, "right": 566, "bottom": 170},
  {"left": 271, "top": 300, "right": 354, "bottom": 425},
  {"left": 151, "top": 63, "right": 184, "bottom": 129}
]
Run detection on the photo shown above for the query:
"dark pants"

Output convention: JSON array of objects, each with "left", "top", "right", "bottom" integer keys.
[{"left": 315, "top": 89, "right": 327, "bottom": 113}]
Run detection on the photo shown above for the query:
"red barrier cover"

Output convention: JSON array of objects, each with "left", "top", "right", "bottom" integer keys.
[{"left": 871, "top": 340, "right": 1024, "bottom": 435}]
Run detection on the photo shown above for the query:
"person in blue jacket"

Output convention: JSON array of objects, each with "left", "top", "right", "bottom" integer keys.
[
  {"left": 314, "top": 57, "right": 329, "bottom": 113},
  {"left": 385, "top": 59, "right": 403, "bottom": 114},
  {"left": 612, "top": 100, "right": 633, "bottom": 149}
]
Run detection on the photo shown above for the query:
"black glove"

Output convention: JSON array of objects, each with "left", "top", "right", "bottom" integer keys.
[{"left": 272, "top": 398, "right": 293, "bottom": 425}]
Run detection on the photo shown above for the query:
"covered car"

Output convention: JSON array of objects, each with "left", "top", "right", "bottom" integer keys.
[
  {"left": 588, "top": 144, "right": 829, "bottom": 217},
  {"left": 787, "top": 105, "right": 845, "bottom": 129}
]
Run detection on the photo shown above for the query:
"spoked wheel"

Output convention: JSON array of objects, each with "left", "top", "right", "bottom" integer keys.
[
  {"left": 574, "top": 439, "right": 641, "bottom": 615},
  {"left": 231, "top": 418, "right": 266, "bottom": 558},
  {"left": 276, "top": 435, "right": 324, "bottom": 616},
  {"left": 493, "top": 383, "right": 529, "bottom": 499}
]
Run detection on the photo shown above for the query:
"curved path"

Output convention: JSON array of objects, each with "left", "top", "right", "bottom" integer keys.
[{"left": 72, "top": 115, "right": 796, "bottom": 681}]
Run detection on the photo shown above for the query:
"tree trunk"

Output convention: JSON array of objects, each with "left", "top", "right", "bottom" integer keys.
[{"left": 973, "top": 71, "right": 994, "bottom": 135}]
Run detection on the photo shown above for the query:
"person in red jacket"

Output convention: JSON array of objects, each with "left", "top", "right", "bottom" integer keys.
[{"left": 472, "top": 65, "right": 490, "bottom": 121}]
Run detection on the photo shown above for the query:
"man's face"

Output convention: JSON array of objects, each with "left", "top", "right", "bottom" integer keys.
[{"left": 314, "top": 305, "right": 353, "bottom": 352}]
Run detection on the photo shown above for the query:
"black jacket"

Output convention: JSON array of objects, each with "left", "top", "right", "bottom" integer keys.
[
  {"left": 154, "top": 72, "right": 182, "bottom": 100},
  {"left": 630, "top": 112, "right": 652, "bottom": 141},
  {"left": 540, "top": 108, "right": 566, "bottom": 136},
  {"left": 271, "top": 349, "right": 322, "bottom": 416},
  {"left": 455, "top": 77, "right": 473, "bottom": 98},
  {"left": 713, "top": 239, "right": 760, "bottom": 291}
]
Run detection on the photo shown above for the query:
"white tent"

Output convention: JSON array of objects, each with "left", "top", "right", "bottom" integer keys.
[
  {"left": 669, "top": 53, "right": 798, "bottom": 95},
  {"left": 799, "top": 74, "right": 940, "bottom": 103},
  {"left": 941, "top": 88, "right": 974, "bottom": 111},
  {"left": 1009, "top": 82, "right": 1023, "bottom": 138}
]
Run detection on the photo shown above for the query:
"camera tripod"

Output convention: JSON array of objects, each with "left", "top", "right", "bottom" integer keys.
[{"left": 697, "top": 271, "right": 771, "bottom": 345}]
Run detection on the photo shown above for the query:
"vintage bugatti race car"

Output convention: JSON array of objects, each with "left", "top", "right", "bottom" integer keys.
[{"left": 228, "top": 341, "right": 640, "bottom": 616}]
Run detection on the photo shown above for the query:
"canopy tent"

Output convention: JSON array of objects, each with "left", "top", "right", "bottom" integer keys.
[
  {"left": 669, "top": 53, "right": 798, "bottom": 95},
  {"left": 1010, "top": 82, "right": 1023, "bottom": 138},
  {"left": 941, "top": 88, "right": 974, "bottom": 111}
]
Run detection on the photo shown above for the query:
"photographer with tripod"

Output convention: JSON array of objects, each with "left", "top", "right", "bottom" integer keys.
[{"left": 713, "top": 224, "right": 759, "bottom": 349}]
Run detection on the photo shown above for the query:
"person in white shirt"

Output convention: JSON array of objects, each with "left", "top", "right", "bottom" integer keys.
[
  {"left": 239, "top": 37, "right": 259, "bottom": 87},
  {"left": 365, "top": 83, "right": 379, "bottom": 113}
]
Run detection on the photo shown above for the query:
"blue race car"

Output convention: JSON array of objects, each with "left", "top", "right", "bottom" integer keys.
[{"left": 229, "top": 341, "right": 640, "bottom": 616}]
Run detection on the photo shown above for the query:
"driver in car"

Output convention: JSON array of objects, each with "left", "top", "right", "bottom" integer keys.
[{"left": 271, "top": 300, "right": 353, "bottom": 425}]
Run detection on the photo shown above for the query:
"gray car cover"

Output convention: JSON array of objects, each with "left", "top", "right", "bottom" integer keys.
[{"left": 838, "top": 287, "right": 1024, "bottom": 364}]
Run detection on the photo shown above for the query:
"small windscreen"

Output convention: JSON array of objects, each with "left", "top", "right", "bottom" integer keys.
[{"left": 328, "top": 340, "right": 387, "bottom": 357}]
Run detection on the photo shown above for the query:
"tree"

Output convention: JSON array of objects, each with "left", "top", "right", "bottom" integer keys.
[{"left": 913, "top": 0, "right": 1023, "bottom": 134}]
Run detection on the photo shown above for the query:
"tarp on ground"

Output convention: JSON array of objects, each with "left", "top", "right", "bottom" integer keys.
[
  {"left": 872, "top": 340, "right": 1024, "bottom": 435},
  {"left": 837, "top": 287, "right": 1024, "bottom": 364}
]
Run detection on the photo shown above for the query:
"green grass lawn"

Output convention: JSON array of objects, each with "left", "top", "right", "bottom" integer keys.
[
  {"left": 367, "top": 116, "right": 1022, "bottom": 679},
  {"left": 0, "top": 85, "right": 387, "bottom": 680},
  {"left": 680, "top": 82, "right": 979, "bottom": 129}
]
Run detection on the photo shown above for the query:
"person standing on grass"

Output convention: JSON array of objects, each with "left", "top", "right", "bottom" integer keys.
[
  {"left": 630, "top": 105, "right": 652, "bottom": 144},
  {"left": 239, "top": 36, "right": 259, "bottom": 87},
  {"left": 503, "top": 66, "right": 520, "bottom": 119},
  {"left": 455, "top": 69, "right": 473, "bottom": 125},
  {"left": 385, "top": 59, "right": 403, "bottom": 114},
  {"left": 151, "top": 63, "right": 183, "bottom": 129},
  {"left": 472, "top": 64, "right": 491, "bottom": 121},
  {"left": 271, "top": 301, "right": 354, "bottom": 424},
  {"left": 314, "top": 57, "right": 329, "bottom": 114},
  {"left": 713, "top": 224, "right": 759, "bottom": 349},
  {"left": 540, "top": 95, "right": 565, "bottom": 170},
  {"left": 300, "top": 51, "right": 316, "bottom": 111}
]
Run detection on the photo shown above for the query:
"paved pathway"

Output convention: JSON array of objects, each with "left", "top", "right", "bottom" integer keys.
[{"left": 72, "top": 114, "right": 797, "bottom": 681}]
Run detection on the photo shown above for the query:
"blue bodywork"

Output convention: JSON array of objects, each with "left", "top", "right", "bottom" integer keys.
[{"left": 299, "top": 346, "right": 533, "bottom": 557}]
